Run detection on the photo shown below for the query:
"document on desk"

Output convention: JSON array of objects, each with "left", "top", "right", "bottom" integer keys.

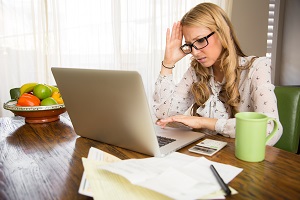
[
  {"left": 78, "top": 147, "right": 121, "bottom": 197},
  {"left": 98, "top": 152, "right": 243, "bottom": 199},
  {"left": 80, "top": 147, "right": 170, "bottom": 199},
  {"left": 80, "top": 148, "right": 241, "bottom": 199}
]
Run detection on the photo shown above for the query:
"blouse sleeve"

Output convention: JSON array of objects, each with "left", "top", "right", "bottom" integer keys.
[
  {"left": 153, "top": 67, "right": 197, "bottom": 119},
  {"left": 215, "top": 57, "right": 283, "bottom": 146}
]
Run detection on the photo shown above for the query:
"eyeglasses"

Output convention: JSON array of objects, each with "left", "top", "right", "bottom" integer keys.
[{"left": 180, "top": 32, "right": 215, "bottom": 54}]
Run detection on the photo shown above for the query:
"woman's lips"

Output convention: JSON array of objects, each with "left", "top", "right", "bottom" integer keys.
[{"left": 197, "top": 57, "right": 206, "bottom": 63}]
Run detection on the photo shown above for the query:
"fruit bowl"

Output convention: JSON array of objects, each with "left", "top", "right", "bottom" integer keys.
[{"left": 3, "top": 100, "right": 66, "bottom": 123}]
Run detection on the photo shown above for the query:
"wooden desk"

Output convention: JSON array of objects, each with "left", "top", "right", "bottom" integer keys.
[{"left": 0, "top": 114, "right": 300, "bottom": 200}]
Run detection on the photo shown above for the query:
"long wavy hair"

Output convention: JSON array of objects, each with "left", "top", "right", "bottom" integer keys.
[{"left": 181, "top": 3, "right": 255, "bottom": 116}]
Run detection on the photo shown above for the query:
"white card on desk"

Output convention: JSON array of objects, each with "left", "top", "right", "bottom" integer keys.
[{"left": 188, "top": 139, "right": 227, "bottom": 156}]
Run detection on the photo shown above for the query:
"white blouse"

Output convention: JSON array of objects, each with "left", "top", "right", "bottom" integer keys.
[{"left": 153, "top": 56, "right": 282, "bottom": 146}]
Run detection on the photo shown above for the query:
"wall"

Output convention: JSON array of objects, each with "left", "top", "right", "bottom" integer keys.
[
  {"left": 279, "top": 0, "right": 300, "bottom": 85},
  {"left": 230, "top": 0, "right": 300, "bottom": 86},
  {"left": 230, "top": 0, "right": 269, "bottom": 57}
]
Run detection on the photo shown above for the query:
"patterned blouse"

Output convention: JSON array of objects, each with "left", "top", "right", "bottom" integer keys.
[{"left": 153, "top": 56, "right": 282, "bottom": 146}]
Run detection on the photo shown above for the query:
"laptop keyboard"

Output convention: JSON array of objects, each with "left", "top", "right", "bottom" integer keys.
[{"left": 157, "top": 136, "right": 176, "bottom": 147}]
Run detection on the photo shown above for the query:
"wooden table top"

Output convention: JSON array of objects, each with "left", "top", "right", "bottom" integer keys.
[{"left": 0, "top": 113, "right": 300, "bottom": 200}]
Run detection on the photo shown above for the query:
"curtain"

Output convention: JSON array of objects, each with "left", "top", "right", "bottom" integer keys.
[{"left": 0, "top": 0, "right": 230, "bottom": 117}]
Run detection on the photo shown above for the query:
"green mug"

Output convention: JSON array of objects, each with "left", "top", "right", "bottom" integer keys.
[{"left": 235, "top": 112, "right": 278, "bottom": 162}]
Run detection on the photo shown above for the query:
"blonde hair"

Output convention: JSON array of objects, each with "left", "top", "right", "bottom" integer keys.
[{"left": 181, "top": 3, "right": 255, "bottom": 116}]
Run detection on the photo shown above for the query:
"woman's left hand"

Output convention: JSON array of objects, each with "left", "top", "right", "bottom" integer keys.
[{"left": 156, "top": 115, "right": 218, "bottom": 131}]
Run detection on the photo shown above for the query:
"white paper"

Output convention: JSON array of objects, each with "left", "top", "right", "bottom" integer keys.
[
  {"left": 78, "top": 147, "right": 121, "bottom": 196},
  {"left": 99, "top": 152, "right": 243, "bottom": 200}
]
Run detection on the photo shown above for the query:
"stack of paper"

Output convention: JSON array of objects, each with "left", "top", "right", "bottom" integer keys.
[
  {"left": 78, "top": 147, "right": 122, "bottom": 197},
  {"left": 79, "top": 147, "right": 242, "bottom": 199},
  {"left": 79, "top": 147, "right": 169, "bottom": 199}
]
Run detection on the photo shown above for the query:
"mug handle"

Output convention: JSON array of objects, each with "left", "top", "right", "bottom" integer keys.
[{"left": 265, "top": 118, "right": 278, "bottom": 144}]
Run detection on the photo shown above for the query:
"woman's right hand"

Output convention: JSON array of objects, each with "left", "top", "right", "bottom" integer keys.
[{"left": 162, "top": 22, "right": 186, "bottom": 70}]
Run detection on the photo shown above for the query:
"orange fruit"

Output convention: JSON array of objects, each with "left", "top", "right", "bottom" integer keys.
[
  {"left": 51, "top": 91, "right": 64, "bottom": 104},
  {"left": 33, "top": 84, "right": 52, "bottom": 100}
]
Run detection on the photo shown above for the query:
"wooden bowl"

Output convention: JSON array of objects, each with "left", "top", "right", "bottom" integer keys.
[{"left": 3, "top": 100, "right": 66, "bottom": 123}]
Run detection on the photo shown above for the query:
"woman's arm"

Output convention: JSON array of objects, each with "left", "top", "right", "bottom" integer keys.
[
  {"left": 153, "top": 67, "right": 196, "bottom": 119},
  {"left": 160, "top": 21, "right": 186, "bottom": 76},
  {"left": 157, "top": 115, "right": 217, "bottom": 131}
]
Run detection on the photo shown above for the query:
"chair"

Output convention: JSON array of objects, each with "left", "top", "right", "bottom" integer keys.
[{"left": 274, "top": 86, "right": 300, "bottom": 153}]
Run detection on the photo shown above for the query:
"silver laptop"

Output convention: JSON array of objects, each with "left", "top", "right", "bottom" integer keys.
[{"left": 51, "top": 67, "right": 205, "bottom": 157}]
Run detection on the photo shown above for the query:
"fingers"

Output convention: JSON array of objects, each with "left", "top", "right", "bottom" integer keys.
[
  {"left": 178, "top": 22, "right": 183, "bottom": 40},
  {"left": 156, "top": 116, "right": 175, "bottom": 128},
  {"left": 156, "top": 115, "right": 184, "bottom": 127},
  {"left": 166, "top": 28, "right": 170, "bottom": 46},
  {"left": 175, "top": 21, "right": 182, "bottom": 40},
  {"left": 170, "top": 22, "right": 176, "bottom": 41},
  {"left": 170, "top": 21, "right": 182, "bottom": 41},
  {"left": 162, "top": 21, "right": 185, "bottom": 70}
]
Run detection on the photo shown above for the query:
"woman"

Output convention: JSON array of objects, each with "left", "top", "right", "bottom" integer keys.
[{"left": 153, "top": 3, "right": 282, "bottom": 146}]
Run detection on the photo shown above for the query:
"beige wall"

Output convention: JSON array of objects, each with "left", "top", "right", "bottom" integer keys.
[
  {"left": 279, "top": 0, "right": 300, "bottom": 85},
  {"left": 231, "top": 0, "right": 300, "bottom": 85},
  {"left": 230, "top": 0, "right": 269, "bottom": 57}
]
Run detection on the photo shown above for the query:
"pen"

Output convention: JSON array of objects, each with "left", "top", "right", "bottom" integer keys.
[{"left": 210, "top": 164, "right": 231, "bottom": 196}]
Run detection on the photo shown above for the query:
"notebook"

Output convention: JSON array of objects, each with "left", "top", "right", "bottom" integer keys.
[{"left": 51, "top": 67, "right": 205, "bottom": 157}]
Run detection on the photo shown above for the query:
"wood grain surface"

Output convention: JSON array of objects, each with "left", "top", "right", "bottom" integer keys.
[{"left": 0, "top": 113, "right": 299, "bottom": 200}]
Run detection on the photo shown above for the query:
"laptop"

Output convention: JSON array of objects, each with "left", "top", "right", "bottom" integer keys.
[{"left": 51, "top": 67, "right": 205, "bottom": 157}]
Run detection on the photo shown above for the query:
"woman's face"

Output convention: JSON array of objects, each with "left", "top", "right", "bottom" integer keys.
[{"left": 182, "top": 25, "right": 223, "bottom": 68}]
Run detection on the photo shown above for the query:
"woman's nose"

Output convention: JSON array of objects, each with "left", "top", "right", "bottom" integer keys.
[{"left": 191, "top": 48, "right": 203, "bottom": 56}]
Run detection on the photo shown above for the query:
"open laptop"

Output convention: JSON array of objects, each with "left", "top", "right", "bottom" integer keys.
[{"left": 51, "top": 67, "right": 205, "bottom": 157}]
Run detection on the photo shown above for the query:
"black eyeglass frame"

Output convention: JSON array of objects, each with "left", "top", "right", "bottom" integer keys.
[{"left": 180, "top": 32, "right": 215, "bottom": 54}]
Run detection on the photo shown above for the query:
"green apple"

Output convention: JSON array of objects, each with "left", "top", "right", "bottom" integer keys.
[
  {"left": 40, "top": 97, "right": 58, "bottom": 106},
  {"left": 33, "top": 84, "right": 52, "bottom": 100}
]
